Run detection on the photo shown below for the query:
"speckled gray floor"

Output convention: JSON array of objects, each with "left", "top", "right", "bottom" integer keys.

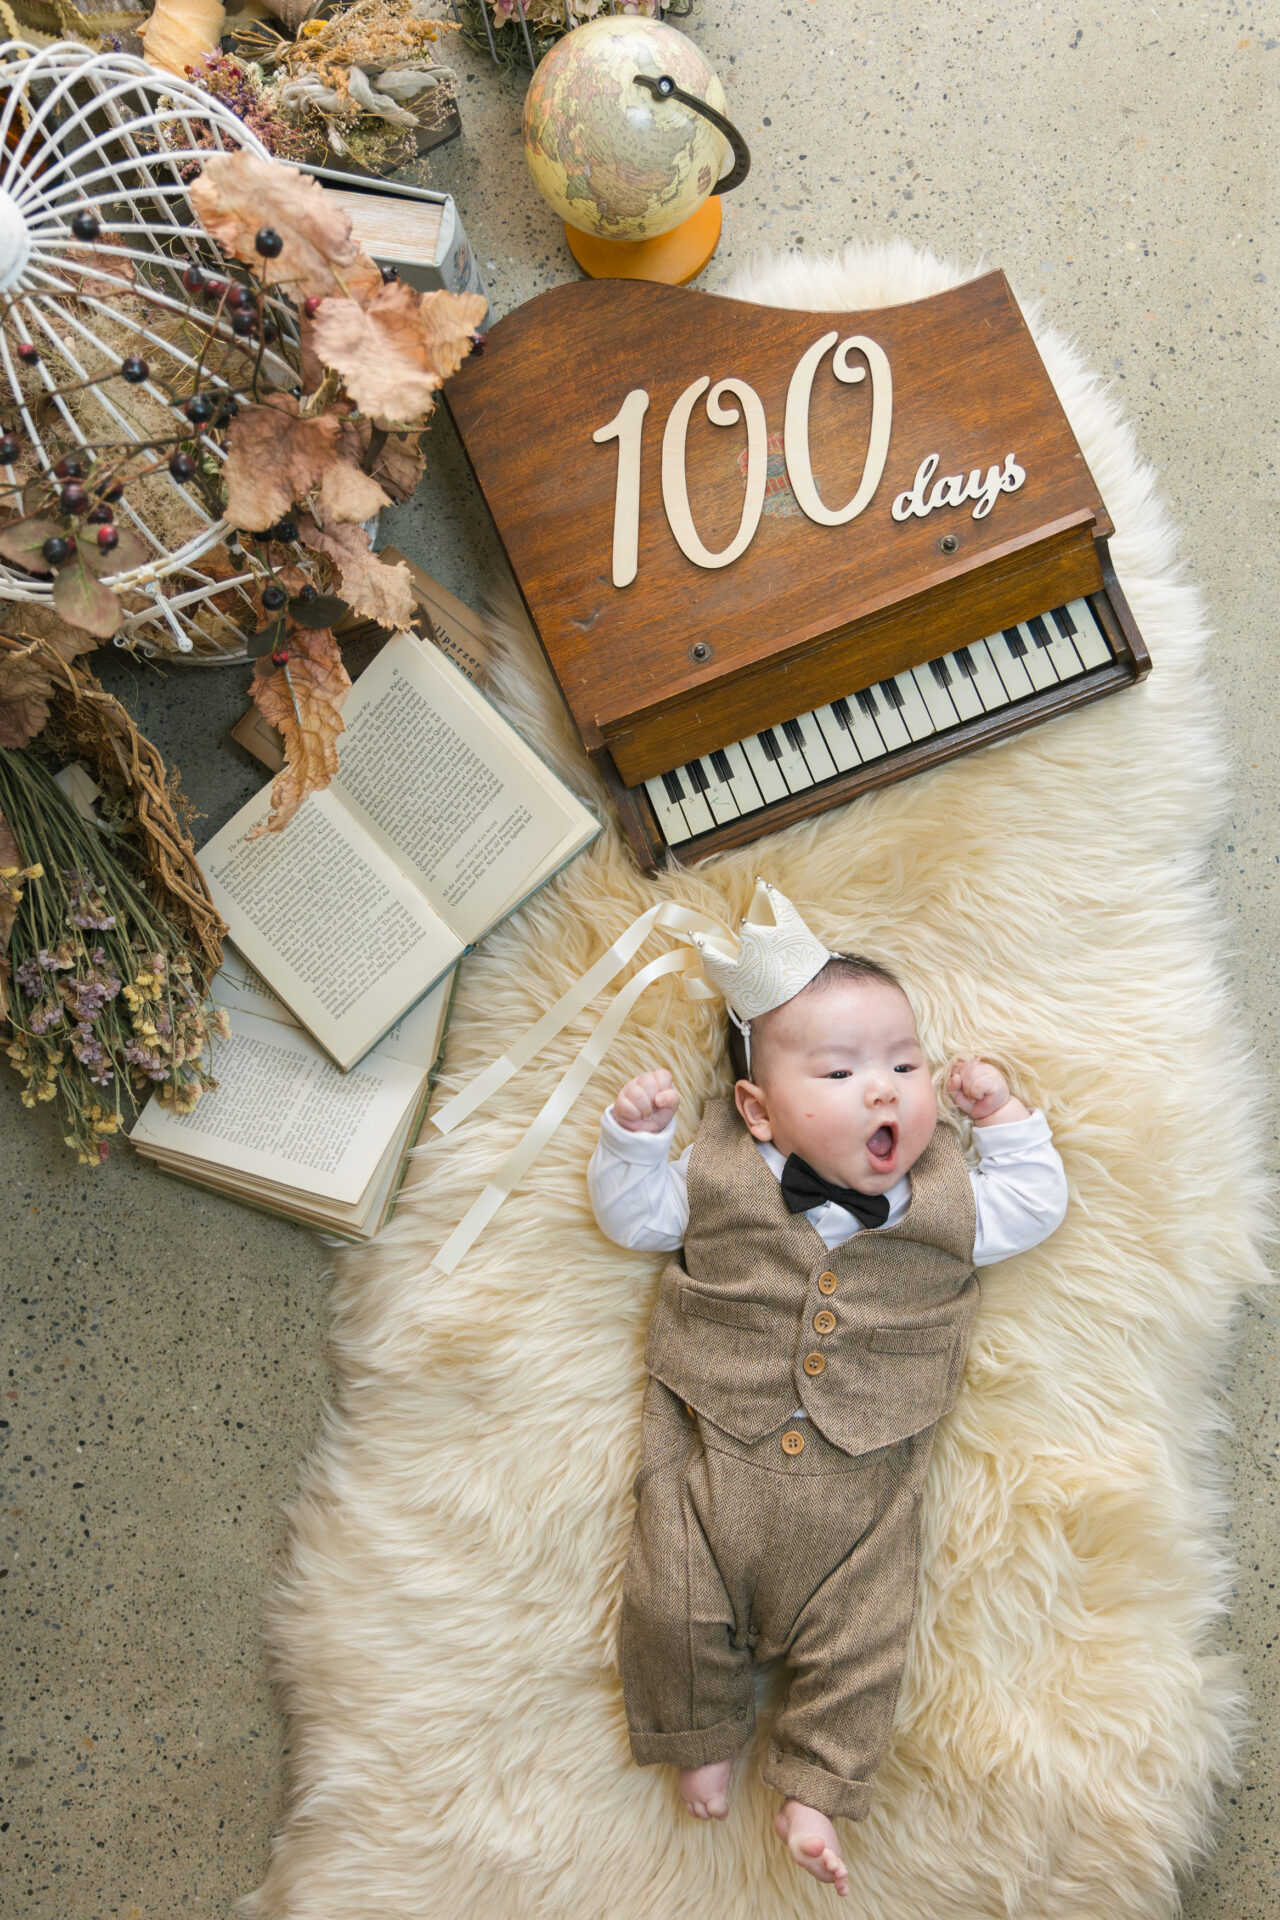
[{"left": 2, "top": 4, "right": 1276, "bottom": 1915}]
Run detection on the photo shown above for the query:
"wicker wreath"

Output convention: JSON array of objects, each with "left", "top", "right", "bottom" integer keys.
[{"left": 1, "top": 624, "right": 225, "bottom": 974}]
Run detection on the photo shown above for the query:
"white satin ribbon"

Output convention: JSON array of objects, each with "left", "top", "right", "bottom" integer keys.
[{"left": 422, "top": 900, "right": 733, "bottom": 1278}]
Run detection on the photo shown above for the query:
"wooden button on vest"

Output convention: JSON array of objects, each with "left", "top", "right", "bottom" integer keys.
[
  {"left": 803, "top": 1351, "right": 826, "bottom": 1376},
  {"left": 781, "top": 1429, "right": 805, "bottom": 1454},
  {"left": 813, "top": 1309, "right": 836, "bottom": 1335},
  {"left": 817, "top": 1271, "right": 837, "bottom": 1295}
]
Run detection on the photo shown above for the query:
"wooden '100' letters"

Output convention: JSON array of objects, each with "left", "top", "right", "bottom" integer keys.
[{"left": 594, "top": 331, "right": 897, "bottom": 583}]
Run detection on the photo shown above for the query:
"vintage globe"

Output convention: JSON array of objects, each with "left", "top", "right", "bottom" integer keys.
[{"left": 523, "top": 17, "right": 730, "bottom": 243}]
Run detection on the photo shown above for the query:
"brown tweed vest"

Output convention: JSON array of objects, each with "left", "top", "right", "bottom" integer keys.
[{"left": 643, "top": 1098, "right": 979, "bottom": 1455}]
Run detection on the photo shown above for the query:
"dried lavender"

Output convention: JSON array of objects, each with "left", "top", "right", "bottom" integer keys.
[{"left": 0, "top": 750, "right": 227, "bottom": 1164}]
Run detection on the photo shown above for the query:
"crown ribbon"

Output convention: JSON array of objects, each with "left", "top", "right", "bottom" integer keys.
[{"left": 423, "top": 882, "right": 831, "bottom": 1277}]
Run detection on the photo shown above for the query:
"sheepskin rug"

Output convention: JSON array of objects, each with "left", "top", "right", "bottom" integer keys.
[{"left": 243, "top": 243, "right": 1270, "bottom": 1920}]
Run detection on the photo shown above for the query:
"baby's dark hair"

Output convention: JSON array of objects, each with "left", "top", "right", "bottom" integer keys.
[{"left": 727, "top": 953, "right": 904, "bottom": 1081}]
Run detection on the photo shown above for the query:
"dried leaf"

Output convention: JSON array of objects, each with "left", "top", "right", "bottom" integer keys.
[
  {"left": 78, "top": 526, "right": 148, "bottom": 577},
  {"left": 299, "top": 517, "right": 415, "bottom": 631},
  {"left": 371, "top": 430, "right": 426, "bottom": 503},
  {"left": 222, "top": 396, "right": 343, "bottom": 531},
  {"left": 310, "top": 284, "right": 487, "bottom": 425},
  {"left": 0, "top": 515, "right": 62, "bottom": 571},
  {"left": 247, "top": 627, "right": 351, "bottom": 833},
  {"left": 0, "top": 608, "right": 99, "bottom": 747},
  {"left": 289, "top": 593, "right": 348, "bottom": 628},
  {"left": 343, "top": 417, "right": 425, "bottom": 504},
  {"left": 190, "top": 151, "right": 381, "bottom": 304},
  {"left": 52, "top": 558, "right": 122, "bottom": 639},
  {"left": 317, "top": 458, "right": 390, "bottom": 525}
]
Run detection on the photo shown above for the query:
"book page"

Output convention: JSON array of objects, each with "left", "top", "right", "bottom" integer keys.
[
  {"left": 330, "top": 633, "right": 595, "bottom": 947},
  {"left": 201, "top": 784, "right": 464, "bottom": 1066},
  {"left": 211, "top": 944, "right": 299, "bottom": 1028},
  {"left": 131, "top": 1011, "right": 425, "bottom": 1206}
]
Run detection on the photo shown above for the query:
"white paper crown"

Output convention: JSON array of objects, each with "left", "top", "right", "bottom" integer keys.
[{"left": 688, "top": 879, "right": 833, "bottom": 1024}]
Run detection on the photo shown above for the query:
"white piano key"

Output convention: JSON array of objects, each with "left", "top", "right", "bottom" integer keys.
[
  {"left": 839, "top": 690, "right": 890, "bottom": 763},
  {"left": 741, "top": 731, "right": 790, "bottom": 804},
  {"left": 889, "top": 670, "right": 937, "bottom": 742},
  {"left": 646, "top": 772, "right": 691, "bottom": 844},
  {"left": 792, "top": 711, "right": 838, "bottom": 781},
  {"left": 912, "top": 660, "right": 960, "bottom": 731},
  {"left": 1030, "top": 609, "right": 1085, "bottom": 683},
  {"left": 935, "top": 651, "right": 983, "bottom": 722},
  {"left": 693, "top": 754, "right": 740, "bottom": 824},
  {"left": 1062, "top": 597, "right": 1112, "bottom": 669},
  {"left": 962, "top": 639, "right": 1012, "bottom": 712},
  {"left": 986, "top": 629, "right": 1035, "bottom": 699},
  {"left": 719, "top": 741, "right": 765, "bottom": 815},
  {"left": 769, "top": 720, "right": 817, "bottom": 794},
  {"left": 676, "top": 767, "right": 715, "bottom": 836},
  {"left": 866, "top": 682, "right": 911, "bottom": 752},
  {"left": 1011, "top": 619, "right": 1058, "bottom": 691},
  {"left": 813, "top": 699, "right": 863, "bottom": 772}
]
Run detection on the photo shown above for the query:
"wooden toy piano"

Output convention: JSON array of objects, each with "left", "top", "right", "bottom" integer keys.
[{"left": 445, "top": 272, "right": 1150, "bottom": 872}]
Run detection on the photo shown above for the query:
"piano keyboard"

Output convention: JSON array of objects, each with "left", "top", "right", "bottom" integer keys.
[{"left": 644, "top": 598, "right": 1113, "bottom": 846}]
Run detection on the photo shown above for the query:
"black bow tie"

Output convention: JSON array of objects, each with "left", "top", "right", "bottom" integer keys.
[{"left": 779, "top": 1154, "right": 891, "bottom": 1229}]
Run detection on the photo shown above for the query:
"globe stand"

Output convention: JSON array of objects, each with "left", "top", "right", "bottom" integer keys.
[{"left": 563, "top": 196, "right": 722, "bottom": 288}]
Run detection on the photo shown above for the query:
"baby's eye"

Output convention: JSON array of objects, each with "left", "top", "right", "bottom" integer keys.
[
  {"left": 826, "top": 1069, "right": 852, "bottom": 1080},
  {"left": 893, "top": 1064, "right": 916, "bottom": 1074}
]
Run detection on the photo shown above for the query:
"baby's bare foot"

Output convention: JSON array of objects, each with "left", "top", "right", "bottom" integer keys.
[
  {"left": 677, "top": 1759, "right": 732, "bottom": 1820},
  {"left": 774, "top": 1799, "right": 849, "bottom": 1896}
]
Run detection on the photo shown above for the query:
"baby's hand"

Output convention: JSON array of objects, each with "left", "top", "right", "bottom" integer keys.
[
  {"left": 947, "top": 1057, "right": 1029, "bottom": 1126},
  {"left": 613, "top": 1068, "right": 680, "bottom": 1134}
]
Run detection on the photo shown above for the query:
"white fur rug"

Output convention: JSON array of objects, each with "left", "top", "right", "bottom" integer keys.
[{"left": 243, "top": 244, "right": 1270, "bottom": 1920}]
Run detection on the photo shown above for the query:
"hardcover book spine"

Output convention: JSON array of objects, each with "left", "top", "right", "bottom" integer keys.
[{"left": 435, "top": 199, "right": 489, "bottom": 324}]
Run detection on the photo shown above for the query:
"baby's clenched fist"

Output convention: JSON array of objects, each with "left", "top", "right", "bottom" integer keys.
[
  {"left": 947, "top": 1057, "right": 1029, "bottom": 1127},
  {"left": 613, "top": 1068, "right": 680, "bottom": 1134}
]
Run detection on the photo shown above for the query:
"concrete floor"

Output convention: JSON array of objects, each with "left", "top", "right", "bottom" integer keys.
[{"left": 2, "top": 3, "right": 1277, "bottom": 1914}]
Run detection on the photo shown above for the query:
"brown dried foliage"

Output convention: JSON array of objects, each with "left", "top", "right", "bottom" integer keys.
[{"left": 247, "top": 627, "right": 352, "bottom": 834}]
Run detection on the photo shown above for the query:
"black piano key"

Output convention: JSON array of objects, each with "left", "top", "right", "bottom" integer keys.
[
  {"left": 1002, "top": 627, "right": 1028, "bottom": 657},
  {"left": 879, "top": 679, "right": 905, "bottom": 709},
  {"left": 1052, "top": 603, "right": 1077, "bottom": 638},
  {"left": 760, "top": 727, "right": 782, "bottom": 761},
  {"left": 1027, "top": 613, "right": 1051, "bottom": 648},
  {"left": 685, "top": 759, "right": 710, "bottom": 793},
  {"left": 955, "top": 646, "right": 977, "bottom": 678},
  {"left": 832, "top": 696, "right": 853, "bottom": 730},
  {"left": 857, "top": 687, "right": 879, "bottom": 717},
  {"left": 783, "top": 717, "right": 806, "bottom": 752},
  {"left": 662, "top": 769, "right": 685, "bottom": 804},
  {"left": 710, "top": 748, "right": 733, "bottom": 783},
  {"left": 930, "top": 657, "right": 953, "bottom": 688}
]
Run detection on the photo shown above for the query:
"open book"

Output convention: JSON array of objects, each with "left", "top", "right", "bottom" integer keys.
[
  {"left": 130, "top": 946, "right": 453, "bottom": 1240},
  {"left": 200, "top": 630, "right": 599, "bottom": 1070}
]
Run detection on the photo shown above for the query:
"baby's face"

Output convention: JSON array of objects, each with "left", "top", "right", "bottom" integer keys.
[{"left": 734, "top": 976, "right": 937, "bottom": 1195}]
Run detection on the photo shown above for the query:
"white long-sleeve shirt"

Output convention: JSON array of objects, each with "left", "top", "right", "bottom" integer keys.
[{"left": 587, "top": 1105, "right": 1068, "bottom": 1264}]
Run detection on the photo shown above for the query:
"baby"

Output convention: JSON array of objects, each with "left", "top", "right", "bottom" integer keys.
[{"left": 588, "top": 889, "right": 1067, "bottom": 1897}]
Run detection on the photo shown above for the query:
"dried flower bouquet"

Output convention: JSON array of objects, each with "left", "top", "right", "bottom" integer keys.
[
  {"left": 0, "top": 746, "right": 226, "bottom": 1163},
  {"left": 199, "top": 0, "right": 463, "bottom": 176}
]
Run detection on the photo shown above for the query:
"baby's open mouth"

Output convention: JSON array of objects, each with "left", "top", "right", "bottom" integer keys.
[{"left": 867, "top": 1124, "right": 896, "bottom": 1161}]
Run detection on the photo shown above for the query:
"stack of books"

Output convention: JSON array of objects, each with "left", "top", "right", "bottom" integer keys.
[{"left": 131, "top": 594, "right": 598, "bottom": 1238}]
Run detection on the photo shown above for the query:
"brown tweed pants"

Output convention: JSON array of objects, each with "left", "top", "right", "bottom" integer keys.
[{"left": 620, "top": 1378, "right": 935, "bottom": 1821}]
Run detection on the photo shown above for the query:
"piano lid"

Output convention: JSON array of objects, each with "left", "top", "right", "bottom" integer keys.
[{"left": 445, "top": 271, "right": 1111, "bottom": 757}]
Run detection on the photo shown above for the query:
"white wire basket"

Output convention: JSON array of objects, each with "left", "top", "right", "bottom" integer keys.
[{"left": 0, "top": 39, "right": 306, "bottom": 662}]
